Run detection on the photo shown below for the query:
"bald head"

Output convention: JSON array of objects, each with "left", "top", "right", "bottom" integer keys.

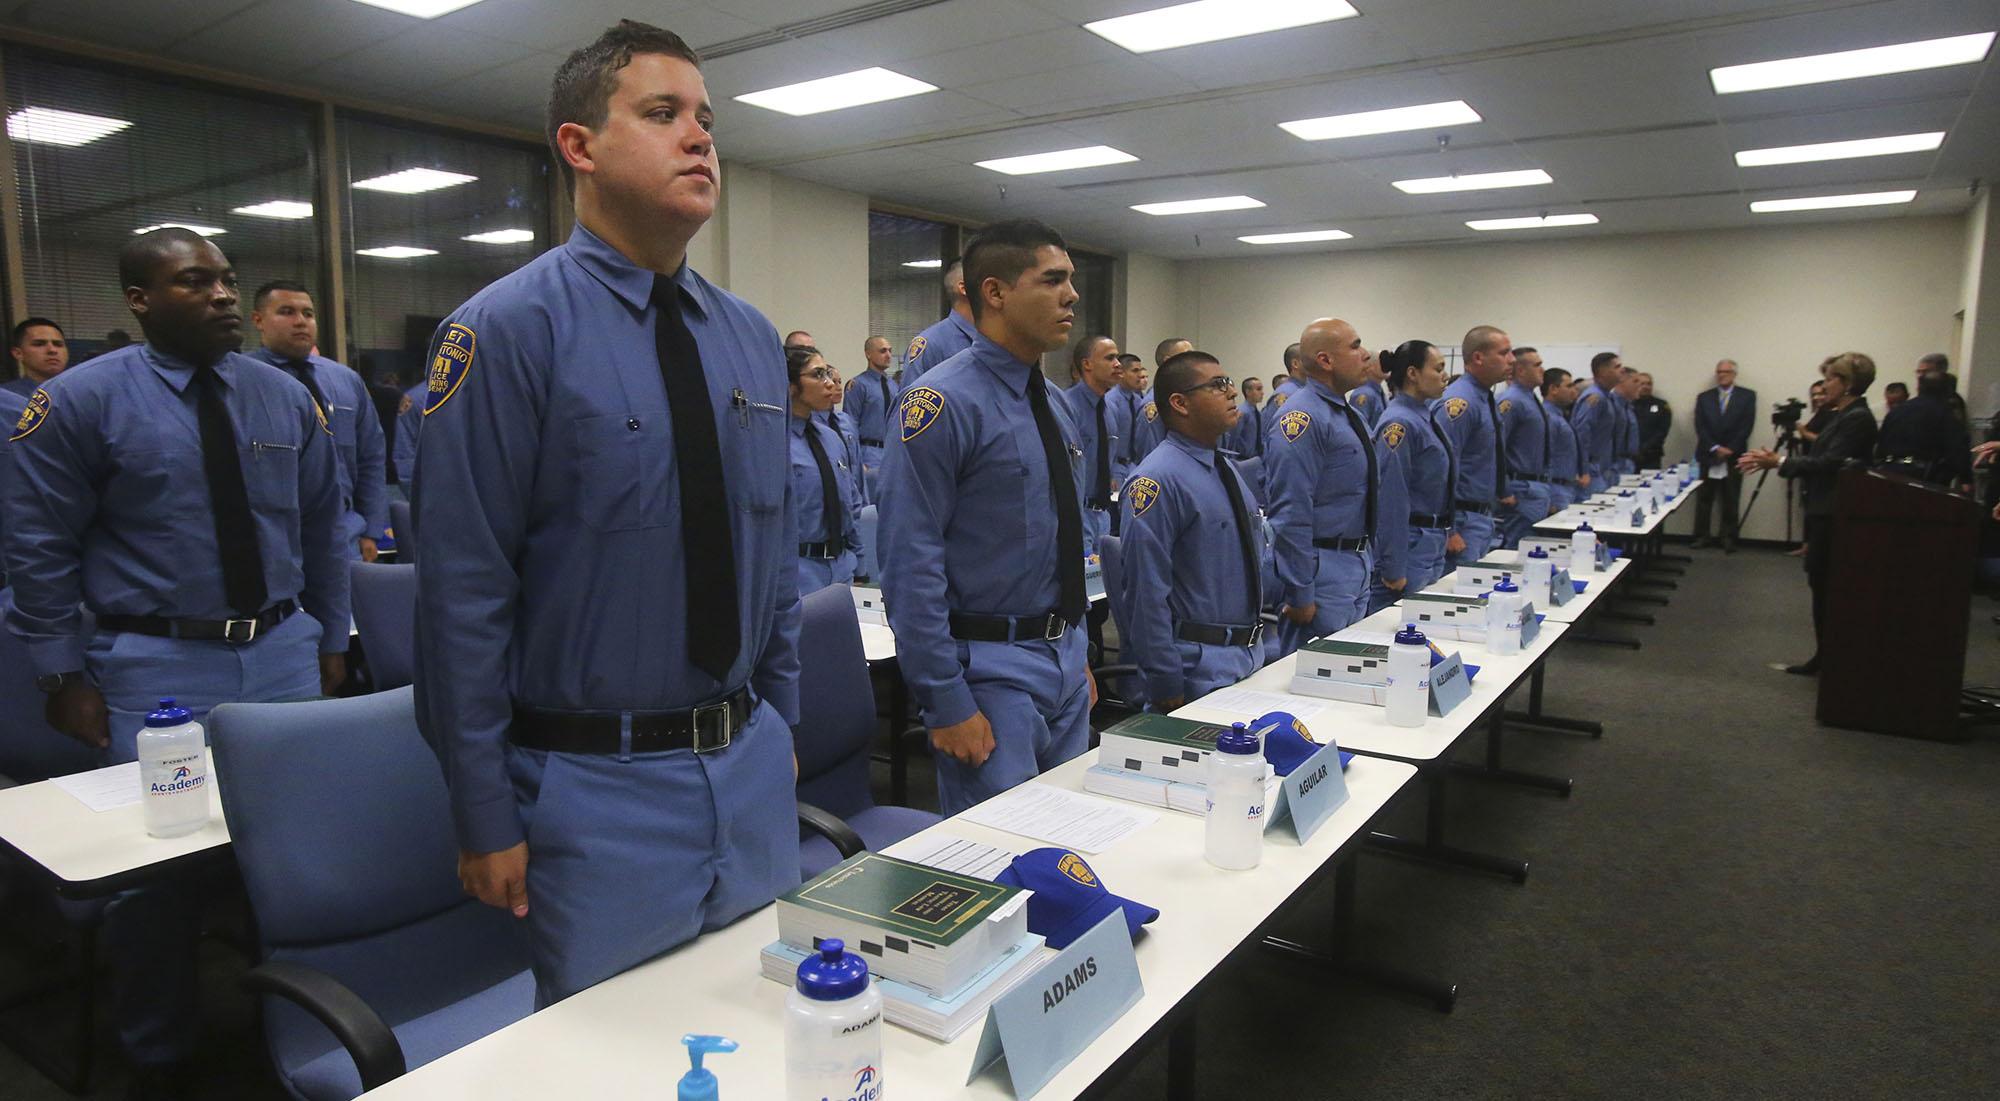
[
  {"left": 1460, "top": 324, "right": 1513, "bottom": 386},
  {"left": 120, "top": 227, "right": 215, "bottom": 291},
  {"left": 1300, "top": 317, "right": 1369, "bottom": 391},
  {"left": 1154, "top": 336, "right": 1192, "bottom": 368}
]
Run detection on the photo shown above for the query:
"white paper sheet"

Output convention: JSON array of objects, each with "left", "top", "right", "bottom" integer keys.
[
  {"left": 956, "top": 784, "right": 1157, "bottom": 854},
  {"left": 1705, "top": 463, "right": 1728, "bottom": 480},
  {"left": 51, "top": 762, "right": 142, "bottom": 812},
  {"left": 888, "top": 834, "right": 1020, "bottom": 880},
  {"left": 1192, "top": 686, "right": 1341, "bottom": 727}
]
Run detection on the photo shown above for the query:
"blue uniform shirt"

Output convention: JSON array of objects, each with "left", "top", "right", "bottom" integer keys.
[
  {"left": 789, "top": 413, "right": 861, "bottom": 547},
  {"left": 1434, "top": 375, "right": 1503, "bottom": 506},
  {"left": 1264, "top": 378, "right": 1374, "bottom": 609},
  {"left": 1346, "top": 382, "right": 1388, "bottom": 430},
  {"left": 1267, "top": 377, "right": 1302, "bottom": 411},
  {"left": 900, "top": 310, "right": 975, "bottom": 388},
  {"left": 392, "top": 382, "right": 423, "bottom": 484},
  {"left": 1547, "top": 397, "right": 1581, "bottom": 481},
  {"left": 844, "top": 368, "right": 900, "bottom": 446},
  {"left": 1617, "top": 394, "right": 1641, "bottom": 466},
  {"left": 1128, "top": 388, "right": 1164, "bottom": 462},
  {"left": 249, "top": 348, "right": 389, "bottom": 546},
  {"left": 1058, "top": 380, "right": 1128, "bottom": 509},
  {"left": 1226, "top": 398, "right": 1265, "bottom": 458},
  {"left": 0, "top": 386, "right": 29, "bottom": 560},
  {"left": 1571, "top": 383, "right": 1615, "bottom": 480},
  {"left": 877, "top": 332, "right": 1086, "bottom": 728},
  {"left": 1373, "top": 393, "right": 1454, "bottom": 585},
  {"left": 2, "top": 345, "right": 350, "bottom": 676},
  {"left": 1496, "top": 380, "right": 1550, "bottom": 479},
  {"left": 410, "top": 223, "right": 801, "bottom": 854},
  {"left": 1113, "top": 386, "right": 1147, "bottom": 463}
]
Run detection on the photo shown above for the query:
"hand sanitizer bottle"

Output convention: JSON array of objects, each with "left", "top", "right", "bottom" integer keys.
[
  {"left": 137, "top": 697, "right": 210, "bottom": 839},
  {"left": 678, "top": 1034, "right": 738, "bottom": 1101},
  {"left": 1487, "top": 575, "right": 1522, "bottom": 655},
  {"left": 1386, "top": 624, "right": 1431, "bottom": 728},
  {"left": 1571, "top": 522, "right": 1597, "bottom": 575},
  {"left": 1204, "top": 722, "right": 1266, "bottom": 870},
  {"left": 786, "top": 939, "right": 882, "bottom": 1101}
]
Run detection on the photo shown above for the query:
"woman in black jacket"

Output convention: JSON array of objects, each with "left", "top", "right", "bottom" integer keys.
[{"left": 1740, "top": 352, "right": 1879, "bottom": 675}]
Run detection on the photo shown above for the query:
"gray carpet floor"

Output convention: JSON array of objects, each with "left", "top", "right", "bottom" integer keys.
[{"left": 3, "top": 546, "right": 1996, "bottom": 1099}]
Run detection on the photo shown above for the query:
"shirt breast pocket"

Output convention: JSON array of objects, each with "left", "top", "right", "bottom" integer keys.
[
  {"left": 572, "top": 412, "right": 675, "bottom": 532},
  {"left": 242, "top": 441, "right": 300, "bottom": 515}
]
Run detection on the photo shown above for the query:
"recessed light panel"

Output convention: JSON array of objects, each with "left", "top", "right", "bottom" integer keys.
[
  {"left": 735, "top": 68, "right": 937, "bottom": 117},
  {"left": 1238, "top": 229, "right": 1353, "bottom": 244},
  {"left": 1392, "top": 169, "right": 1552, "bottom": 194},
  {"left": 1710, "top": 32, "right": 1995, "bottom": 94},
  {"left": 1086, "top": 0, "right": 1359, "bottom": 53},
  {"left": 1279, "top": 100, "right": 1482, "bottom": 142},
  {"left": 133, "top": 222, "right": 224, "bottom": 236},
  {"left": 233, "top": 200, "right": 314, "bottom": 219},
  {"left": 1466, "top": 214, "right": 1600, "bottom": 231},
  {"left": 1131, "top": 195, "right": 1267, "bottom": 216},
  {"left": 1734, "top": 131, "right": 1943, "bottom": 167},
  {"left": 356, "top": 246, "right": 438, "bottom": 258},
  {"left": 352, "top": 168, "right": 478, "bottom": 194},
  {"left": 902, "top": 259, "right": 943, "bottom": 268},
  {"left": 348, "top": 0, "right": 490, "bottom": 17},
  {"left": 7, "top": 107, "right": 131, "bottom": 146},
  {"left": 461, "top": 229, "right": 535, "bottom": 244},
  {"left": 1750, "top": 190, "right": 1917, "bottom": 213},
  {"left": 975, "top": 146, "right": 1138, "bottom": 175}
]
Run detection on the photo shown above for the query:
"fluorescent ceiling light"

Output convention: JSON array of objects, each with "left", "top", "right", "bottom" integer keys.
[
  {"left": 461, "top": 228, "right": 535, "bottom": 244},
  {"left": 1750, "top": 190, "right": 1917, "bottom": 213},
  {"left": 133, "top": 222, "right": 225, "bottom": 236},
  {"left": 735, "top": 67, "right": 936, "bottom": 117},
  {"left": 1086, "top": 0, "right": 1359, "bottom": 53},
  {"left": 1710, "top": 31, "right": 1995, "bottom": 94},
  {"left": 348, "top": 0, "right": 490, "bottom": 17},
  {"left": 233, "top": 200, "right": 314, "bottom": 219},
  {"left": 1734, "top": 131, "right": 1943, "bottom": 167},
  {"left": 1466, "top": 213, "right": 1600, "bottom": 231},
  {"left": 1238, "top": 229, "right": 1353, "bottom": 244},
  {"left": 975, "top": 145, "right": 1137, "bottom": 175},
  {"left": 1280, "top": 100, "right": 1482, "bottom": 141},
  {"left": 1393, "top": 169, "right": 1552, "bottom": 194},
  {"left": 6, "top": 106, "right": 132, "bottom": 147},
  {"left": 356, "top": 246, "right": 437, "bottom": 258},
  {"left": 1131, "top": 195, "right": 1266, "bottom": 216},
  {"left": 902, "top": 259, "right": 943, "bottom": 268},
  {"left": 352, "top": 167, "right": 478, "bottom": 194}
]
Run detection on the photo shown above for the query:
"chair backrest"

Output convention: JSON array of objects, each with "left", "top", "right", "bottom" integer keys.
[
  {"left": 0, "top": 589, "right": 97, "bottom": 781},
  {"left": 1235, "top": 456, "right": 1266, "bottom": 509},
  {"left": 1098, "top": 535, "right": 1133, "bottom": 646},
  {"left": 855, "top": 504, "right": 879, "bottom": 580},
  {"left": 350, "top": 562, "right": 416, "bottom": 690},
  {"left": 793, "top": 585, "right": 878, "bottom": 819},
  {"left": 389, "top": 499, "right": 415, "bottom": 563}
]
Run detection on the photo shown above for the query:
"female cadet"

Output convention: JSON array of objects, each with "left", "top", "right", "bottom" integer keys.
[
  {"left": 788, "top": 346, "right": 863, "bottom": 593},
  {"left": 1369, "top": 340, "right": 1458, "bottom": 614}
]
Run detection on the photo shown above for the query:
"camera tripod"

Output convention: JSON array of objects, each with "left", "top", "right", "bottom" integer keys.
[{"left": 1736, "top": 422, "right": 1802, "bottom": 542}]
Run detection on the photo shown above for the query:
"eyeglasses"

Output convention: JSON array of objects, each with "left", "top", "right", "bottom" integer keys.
[
  {"left": 802, "top": 367, "right": 835, "bottom": 381},
  {"left": 1173, "top": 376, "right": 1235, "bottom": 396}
]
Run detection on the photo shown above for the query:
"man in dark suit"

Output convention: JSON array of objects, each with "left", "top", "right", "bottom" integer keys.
[{"left": 1692, "top": 358, "right": 1755, "bottom": 550}]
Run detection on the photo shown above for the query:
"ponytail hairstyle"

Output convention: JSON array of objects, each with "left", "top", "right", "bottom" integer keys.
[{"left": 1382, "top": 340, "right": 1437, "bottom": 394}]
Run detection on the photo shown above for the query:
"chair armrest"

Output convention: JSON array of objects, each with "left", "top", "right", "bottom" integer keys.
[
  {"left": 1260, "top": 611, "right": 1281, "bottom": 626},
  {"left": 798, "top": 802, "right": 866, "bottom": 860},
  {"left": 1091, "top": 663, "right": 1140, "bottom": 683},
  {"left": 242, "top": 959, "right": 407, "bottom": 1092}
]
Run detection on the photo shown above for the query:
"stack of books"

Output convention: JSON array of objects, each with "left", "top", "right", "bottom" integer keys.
[
  {"left": 1398, "top": 591, "right": 1493, "bottom": 642},
  {"left": 1082, "top": 713, "right": 1282, "bottom": 816},
  {"left": 849, "top": 584, "right": 888, "bottom": 625}
]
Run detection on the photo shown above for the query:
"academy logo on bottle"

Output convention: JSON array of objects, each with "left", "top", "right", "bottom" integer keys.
[
  {"left": 821, "top": 1063, "right": 881, "bottom": 1101},
  {"left": 149, "top": 762, "right": 206, "bottom": 795}
]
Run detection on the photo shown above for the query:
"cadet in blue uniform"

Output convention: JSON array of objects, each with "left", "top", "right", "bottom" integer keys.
[
  {"left": 822, "top": 363, "right": 866, "bottom": 499},
  {"left": 393, "top": 377, "right": 424, "bottom": 486},
  {"left": 2, "top": 228, "right": 348, "bottom": 1092},
  {"left": 1495, "top": 345, "right": 1552, "bottom": 548},
  {"left": 900, "top": 260, "right": 975, "bottom": 387},
  {"left": 1119, "top": 351, "right": 1267, "bottom": 709},
  {"left": 1542, "top": 368, "right": 1584, "bottom": 511},
  {"left": 1126, "top": 336, "right": 1191, "bottom": 465},
  {"left": 5, "top": 316, "right": 68, "bottom": 397},
  {"left": 1227, "top": 376, "right": 1266, "bottom": 459},
  {"left": 414, "top": 23, "right": 800, "bottom": 1007},
  {"left": 1368, "top": 340, "right": 1456, "bottom": 614},
  {"left": 1615, "top": 369, "right": 1643, "bottom": 474},
  {"left": 1434, "top": 325, "right": 1516, "bottom": 565},
  {"left": 0, "top": 385, "right": 27, "bottom": 581},
  {"left": 1060, "top": 334, "right": 1127, "bottom": 551},
  {"left": 878, "top": 219, "right": 1095, "bottom": 816},
  {"left": 1267, "top": 343, "right": 1303, "bottom": 411},
  {"left": 1267, "top": 318, "right": 1378, "bottom": 653},
  {"left": 248, "top": 280, "right": 389, "bottom": 560},
  {"left": 1114, "top": 353, "right": 1147, "bottom": 463},
  {"left": 1345, "top": 351, "right": 1389, "bottom": 430},
  {"left": 1571, "top": 352, "right": 1620, "bottom": 491},
  {"left": 788, "top": 348, "right": 862, "bottom": 593},
  {"left": 844, "top": 335, "right": 900, "bottom": 497}
]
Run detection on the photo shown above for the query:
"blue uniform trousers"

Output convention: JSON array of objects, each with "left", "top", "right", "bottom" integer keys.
[
  {"left": 1498, "top": 481, "right": 1552, "bottom": 549},
  {"left": 935, "top": 631, "right": 1090, "bottom": 816},
  {"left": 1451, "top": 513, "right": 1498, "bottom": 568},
  {"left": 1171, "top": 639, "right": 1260, "bottom": 704},
  {"left": 1083, "top": 507, "right": 1111, "bottom": 557},
  {"left": 1546, "top": 483, "right": 1576, "bottom": 512},
  {"left": 506, "top": 700, "right": 799, "bottom": 1008},
  {"left": 795, "top": 551, "right": 857, "bottom": 597},
  {"left": 1277, "top": 547, "right": 1372, "bottom": 655},
  {"left": 858, "top": 443, "right": 885, "bottom": 505},
  {"left": 1367, "top": 529, "right": 1448, "bottom": 615}
]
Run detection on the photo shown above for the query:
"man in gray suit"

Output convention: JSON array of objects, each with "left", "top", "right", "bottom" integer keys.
[{"left": 1692, "top": 359, "right": 1755, "bottom": 551}]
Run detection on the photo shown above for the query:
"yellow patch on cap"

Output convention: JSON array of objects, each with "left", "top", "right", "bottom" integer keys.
[
  {"left": 1058, "top": 852, "right": 1098, "bottom": 887},
  {"left": 1280, "top": 408, "right": 1312, "bottom": 442},
  {"left": 899, "top": 386, "right": 945, "bottom": 442}
]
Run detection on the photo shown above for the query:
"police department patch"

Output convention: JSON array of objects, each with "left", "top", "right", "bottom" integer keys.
[
  {"left": 1127, "top": 476, "right": 1162, "bottom": 516},
  {"left": 1353, "top": 391, "right": 1369, "bottom": 405},
  {"left": 1498, "top": 399, "right": 1513, "bottom": 415},
  {"left": 1444, "top": 397, "right": 1469, "bottom": 420},
  {"left": 1383, "top": 421, "right": 1406, "bottom": 449},
  {"left": 8, "top": 388, "right": 50, "bottom": 441},
  {"left": 1585, "top": 393, "right": 1600, "bottom": 406},
  {"left": 1273, "top": 393, "right": 1288, "bottom": 407},
  {"left": 1143, "top": 400, "right": 1157, "bottom": 422},
  {"left": 899, "top": 386, "right": 945, "bottom": 442},
  {"left": 1058, "top": 852, "right": 1097, "bottom": 887},
  {"left": 424, "top": 323, "right": 476, "bottom": 416},
  {"left": 906, "top": 335, "right": 926, "bottom": 362},
  {"left": 1280, "top": 409, "right": 1311, "bottom": 442}
]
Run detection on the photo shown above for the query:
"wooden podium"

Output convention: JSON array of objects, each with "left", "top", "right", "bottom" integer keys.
[{"left": 1817, "top": 468, "right": 1981, "bottom": 740}]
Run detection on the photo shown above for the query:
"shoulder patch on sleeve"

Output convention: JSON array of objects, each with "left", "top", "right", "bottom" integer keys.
[
  {"left": 1352, "top": 391, "right": 1368, "bottom": 405},
  {"left": 1280, "top": 408, "right": 1312, "bottom": 442},
  {"left": 8, "top": 388, "right": 50, "bottom": 442},
  {"left": 1273, "top": 392, "right": 1288, "bottom": 407},
  {"left": 906, "top": 334, "right": 927, "bottom": 362},
  {"left": 1444, "top": 397, "right": 1469, "bottom": 420},
  {"left": 1383, "top": 421, "right": 1406, "bottom": 449},
  {"left": 899, "top": 386, "right": 945, "bottom": 442},
  {"left": 1127, "top": 476, "right": 1162, "bottom": 517},
  {"left": 1142, "top": 400, "right": 1157, "bottom": 422},
  {"left": 1585, "top": 393, "right": 1600, "bottom": 406},
  {"left": 423, "top": 323, "right": 476, "bottom": 416},
  {"left": 1497, "top": 398, "right": 1513, "bottom": 415}
]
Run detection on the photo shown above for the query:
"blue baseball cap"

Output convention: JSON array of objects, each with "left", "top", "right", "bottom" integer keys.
[
  {"left": 1248, "top": 710, "right": 1319, "bottom": 777},
  {"left": 995, "top": 848, "right": 1158, "bottom": 948}
]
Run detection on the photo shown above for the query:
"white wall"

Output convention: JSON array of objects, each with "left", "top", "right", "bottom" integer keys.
[
  {"left": 1117, "top": 251, "right": 1185, "bottom": 365},
  {"left": 1169, "top": 216, "right": 1967, "bottom": 541},
  {"left": 704, "top": 163, "right": 870, "bottom": 369},
  {"left": 1959, "top": 191, "right": 2000, "bottom": 416}
]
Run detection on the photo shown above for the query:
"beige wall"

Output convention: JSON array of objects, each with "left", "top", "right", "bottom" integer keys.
[
  {"left": 1168, "top": 215, "right": 1967, "bottom": 541},
  {"left": 1959, "top": 192, "right": 2000, "bottom": 417},
  {"left": 1117, "top": 251, "right": 1184, "bottom": 365},
  {"left": 700, "top": 162, "right": 871, "bottom": 368}
]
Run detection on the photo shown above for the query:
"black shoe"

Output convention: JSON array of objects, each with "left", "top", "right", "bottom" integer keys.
[
  {"left": 1784, "top": 658, "right": 1820, "bottom": 676},
  {"left": 1689, "top": 537, "right": 1711, "bottom": 549}
]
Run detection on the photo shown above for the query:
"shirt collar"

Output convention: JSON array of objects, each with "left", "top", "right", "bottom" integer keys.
[
  {"left": 564, "top": 222, "right": 711, "bottom": 318},
  {"left": 1165, "top": 428, "right": 1216, "bottom": 467},
  {"left": 1392, "top": 392, "right": 1427, "bottom": 411},
  {"left": 969, "top": 332, "right": 1040, "bottom": 396},
  {"left": 142, "top": 344, "right": 236, "bottom": 394},
  {"left": 949, "top": 310, "right": 976, "bottom": 340},
  {"left": 1306, "top": 376, "right": 1349, "bottom": 408},
  {"left": 247, "top": 346, "right": 310, "bottom": 370}
]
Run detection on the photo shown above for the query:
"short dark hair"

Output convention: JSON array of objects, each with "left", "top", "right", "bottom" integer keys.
[
  {"left": 253, "top": 279, "right": 311, "bottom": 309},
  {"left": 1282, "top": 343, "right": 1301, "bottom": 370},
  {"left": 1155, "top": 350, "right": 1218, "bottom": 423},
  {"left": 1117, "top": 352, "right": 1141, "bottom": 365},
  {"left": 119, "top": 226, "right": 215, "bottom": 290},
  {"left": 783, "top": 330, "right": 814, "bottom": 347},
  {"left": 11, "top": 317, "right": 62, "bottom": 346},
  {"left": 1069, "top": 334, "right": 1113, "bottom": 379},
  {"left": 1590, "top": 351, "right": 1621, "bottom": 373},
  {"left": 960, "top": 219, "right": 1067, "bottom": 322},
  {"left": 1918, "top": 352, "right": 1949, "bottom": 372},
  {"left": 1512, "top": 345, "right": 1538, "bottom": 358},
  {"left": 1462, "top": 325, "right": 1506, "bottom": 360},
  {"left": 1380, "top": 340, "right": 1436, "bottom": 393},
  {"left": 1885, "top": 380, "right": 1911, "bottom": 397},
  {"left": 1270, "top": 374, "right": 1286, "bottom": 387},
  {"left": 1153, "top": 336, "right": 1190, "bottom": 368},
  {"left": 547, "top": 20, "right": 703, "bottom": 192},
  {"left": 784, "top": 345, "right": 821, "bottom": 389},
  {"left": 1542, "top": 367, "right": 1571, "bottom": 394}
]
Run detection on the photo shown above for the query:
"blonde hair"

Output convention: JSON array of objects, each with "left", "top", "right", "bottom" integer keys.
[{"left": 1821, "top": 352, "right": 1876, "bottom": 396}]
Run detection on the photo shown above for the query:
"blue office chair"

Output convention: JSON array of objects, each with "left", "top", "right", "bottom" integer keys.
[
  {"left": 388, "top": 499, "right": 415, "bottom": 564},
  {"left": 1235, "top": 455, "right": 1266, "bottom": 509},
  {"left": 0, "top": 589, "right": 98, "bottom": 782},
  {"left": 795, "top": 586, "right": 939, "bottom": 878},
  {"left": 348, "top": 563, "right": 417, "bottom": 691},
  {"left": 854, "top": 504, "right": 879, "bottom": 581},
  {"left": 1092, "top": 537, "right": 1145, "bottom": 718},
  {"left": 210, "top": 689, "right": 535, "bottom": 1100}
]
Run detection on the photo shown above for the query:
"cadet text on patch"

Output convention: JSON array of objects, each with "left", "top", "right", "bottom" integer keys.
[
  {"left": 900, "top": 386, "right": 945, "bottom": 442},
  {"left": 1279, "top": 409, "right": 1312, "bottom": 442},
  {"left": 425, "top": 323, "right": 476, "bottom": 416},
  {"left": 906, "top": 335, "right": 927, "bottom": 362},
  {"left": 9, "top": 388, "right": 50, "bottom": 441},
  {"left": 1383, "top": 421, "right": 1406, "bottom": 449},
  {"left": 1126, "top": 477, "right": 1161, "bottom": 517},
  {"left": 1444, "top": 397, "right": 1469, "bottom": 420}
]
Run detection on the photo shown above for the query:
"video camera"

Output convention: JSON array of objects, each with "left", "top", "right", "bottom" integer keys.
[{"left": 1771, "top": 397, "right": 1806, "bottom": 429}]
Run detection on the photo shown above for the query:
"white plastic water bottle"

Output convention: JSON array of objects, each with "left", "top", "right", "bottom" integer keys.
[
  {"left": 1524, "top": 546, "right": 1553, "bottom": 608},
  {"left": 1386, "top": 624, "right": 1431, "bottom": 728},
  {"left": 1571, "top": 522, "right": 1597, "bottom": 575},
  {"left": 785, "top": 939, "right": 882, "bottom": 1101},
  {"left": 1204, "top": 723, "right": 1265, "bottom": 870},
  {"left": 136, "top": 697, "right": 210, "bottom": 839},
  {"left": 1487, "top": 575, "right": 1522, "bottom": 655}
]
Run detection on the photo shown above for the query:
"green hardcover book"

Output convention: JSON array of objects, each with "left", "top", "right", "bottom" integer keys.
[
  {"left": 1300, "top": 638, "right": 1389, "bottom": 660},
  {"left": 1098, "top": 712, "right": 1231, "bottom": 750},
  {"left": 780, "top": 852, "right": 1022, "bottom": 947}
]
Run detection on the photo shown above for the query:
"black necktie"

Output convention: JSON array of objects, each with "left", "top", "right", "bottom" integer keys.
[
  {"left": 1432, "top": 408, "right": 1459, "bottom": 509},
  {"left": 283, "top": 359, "right": 329, "bottom": 422},
  {"left": 1091, "top": 395, "right": 1111, "bottom": 510},
  {"left": 651, "top": 274, "right": 739, "bottom": 683},
  {"left": 1535, "top": 394, "right": 1551, "bottom": 471},
  {"left": 1216, "top": 455, "right": 1260, "bottom": 623},
  {"left": 191, "top": 364, "right": 269, "bottom": 616},
  {"left": 1340, "top": 401, "right": 1378, "bottom": 537},
  {"left": 1026, "top": 373, "right": 1087, "bottom": 624},
  {"left": 803, "top": 421, "right": 842, "bottom": 543},
  {"left": 875, "top": 371, "right": 890, "bottom": 423},
  {"left": 1485, "top": 389, "right": 1508, "bottom": 496}
]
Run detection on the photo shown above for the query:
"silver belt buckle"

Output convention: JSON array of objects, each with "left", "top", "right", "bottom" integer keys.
[
  {"left": 1246, "top": 622, "right": 1264, "bottom": 649},
  {"left": 1040, "top": 615, "right": 1065, "bottom": 642},
  {"left": 222, "top": 617, "right": 260, "bottom": 644},
  {"left": 691, "top": 700, "right": 734, "bottom": 753}
]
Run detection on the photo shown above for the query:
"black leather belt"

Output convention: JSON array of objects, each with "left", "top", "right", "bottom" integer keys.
[
  {"left": 1454, "top": 498, "right": 1493, "bottom": 516},
  {"left": 859, "top": 437, "right": 885, "bottom": 448},
  {"left": 100, "top": 599, "right": 298, "bottom": 644},
  {"left": 798, "top": 541, "right": 843, "bottom": 560},
  {"left": 1511, "top": 475, "right": 1554, "bottom": 484},
  {"left": 1410, "top": 512, "right": 1451, "bottom": 529},
  {"left": 508, "top": 687, "right": 753, "bottom": 755},
  {"left": 1176, "top": 621, "right": 1263, "bottom": 647},
  {"left": 949, "top": 610, "right": 1073, "bottom": 642},
  {"left": 1085, "top": 501, "right": 1111, "bottom": 513},
  {"left": 1312, "top": 536, "right": 1370, "bottom": 552}
]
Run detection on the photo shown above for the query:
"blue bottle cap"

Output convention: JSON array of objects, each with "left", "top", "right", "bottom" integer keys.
[
  {"left": 1493, "top": 574, "right": 1517, "bottom": 593},
  {"left": 1577, "top": 522, "right": 1593, "bottom": 532},
  {"left": 1216, "top": 721, "right": 1260, "bottom": 756},
  {"left": 1395, "top": 623, "right": 1427, "bottom": 646},
  {"left": 145, "top": 697, "right": 192, "bottom": 728},
  {"left": 678, "top": 1034, "right": 738, "bottom": 1101},
  {"left": 1528, "top": 546, "right": 1549, "bottom": 559},
  {"left": 796, "top": 939, "right": 871, "bottom": 1001}
]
